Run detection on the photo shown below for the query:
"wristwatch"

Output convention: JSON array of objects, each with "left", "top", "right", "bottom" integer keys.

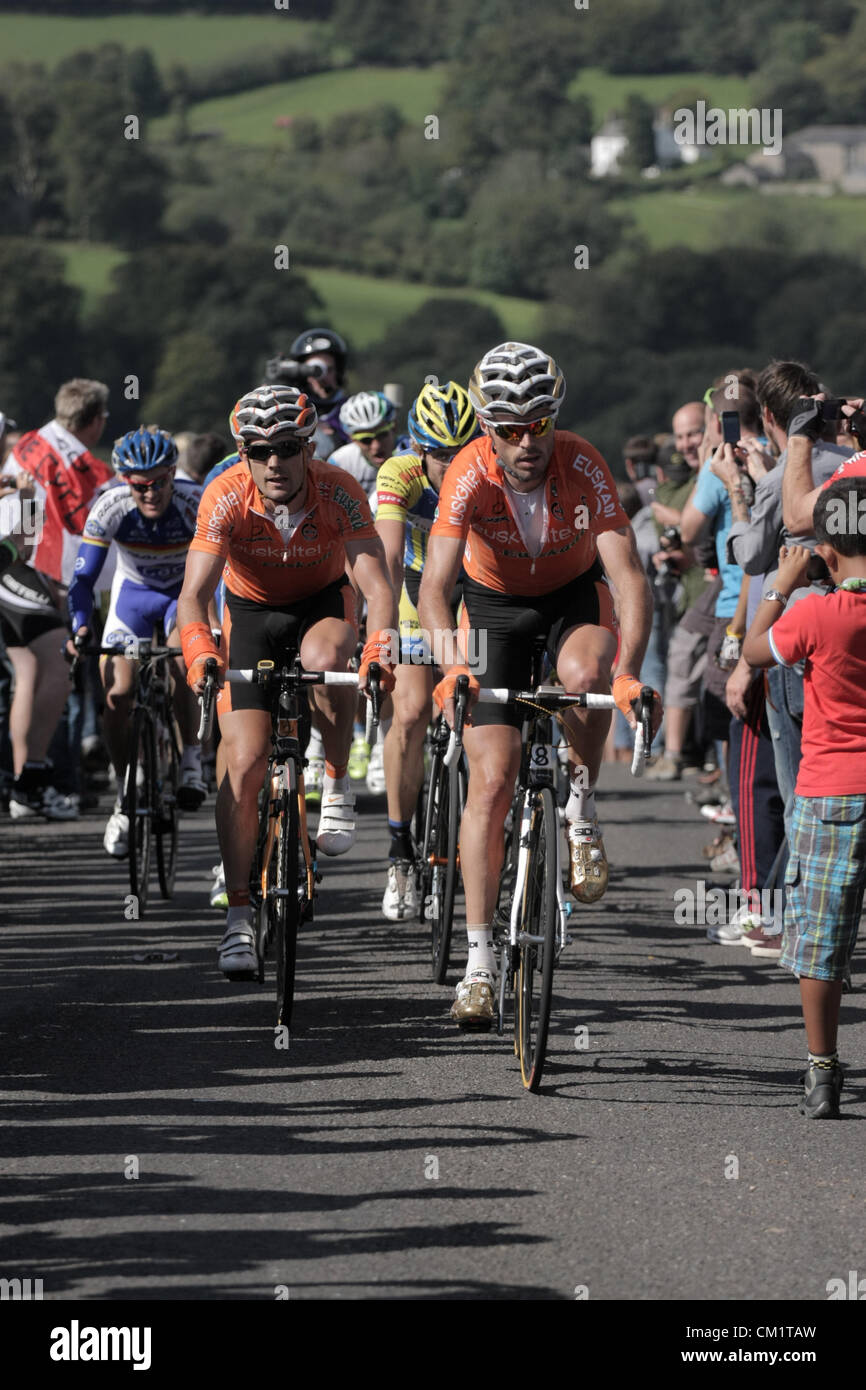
[{"left": 763, "top": 589, "right": 788, "bottom": 607}]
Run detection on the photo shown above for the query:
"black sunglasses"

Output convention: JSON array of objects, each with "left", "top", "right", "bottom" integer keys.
[{"left": 245, "top": 441, "right": 304, "bottom": 462}]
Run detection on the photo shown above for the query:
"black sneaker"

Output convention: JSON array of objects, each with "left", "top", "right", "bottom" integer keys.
[{"left": 799, "top": 1061, "right": 843, "bottom": 1119}]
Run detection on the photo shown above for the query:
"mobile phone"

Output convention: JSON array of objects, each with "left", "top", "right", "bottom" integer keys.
[{"left": 721, "top": 412, "right": 741, "bottom": 449}]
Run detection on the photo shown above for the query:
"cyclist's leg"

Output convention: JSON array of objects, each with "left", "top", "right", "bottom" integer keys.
[
  {"left": 299, "top": 582, "right": 360, "bottom": 856},
  {"left": 165, "top": 598, "right": 206, "bottom": 806},
  {"left": 382, "top": 597, "right": 433, "bottom": 917},
  {"left": 553, "top": 579, "right": 618, "bottom": 902}
]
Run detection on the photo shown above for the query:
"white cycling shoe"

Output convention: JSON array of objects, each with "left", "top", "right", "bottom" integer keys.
[
  {"left": 366, "top": 741, "right": 387, "bottom": 796},
  {"left": 104, "top": 802, "right": 130, "bottom": 858},
  {"left": 382, "top": 861, "right": 418, "bottom": 921},
  {"left": 317, "top": 785, "right": 356, "bottom": 856},
  {"left": 218, "top": 917, "right": 257, "bottom": 976}
]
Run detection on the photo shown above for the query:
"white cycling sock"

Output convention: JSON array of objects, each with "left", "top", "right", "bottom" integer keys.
[
  {"left": 323, "top": 772, "right": 349, "bottom": 797},
  {"left": 566, "top": 778, "right": 597, "bottom": 823},
  {"left": 466, "top": 925, "right": 496, "bottom": 976},
  {"left": 307, "top": 726, "right": 325, "bottom": 758},
  {"left": 225, "top": 905, "right": 251, "bottom": 932}
]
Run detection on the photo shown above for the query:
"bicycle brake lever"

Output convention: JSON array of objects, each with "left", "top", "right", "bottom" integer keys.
[
  {"left": 366, "top": 661, "right": 382, "bottom": 737},
  {"left": 198, "top": 657, "right": 218, "bottom": 742},
  {"left": 444, "top": 674, "right": 470, "bottom": 768}
]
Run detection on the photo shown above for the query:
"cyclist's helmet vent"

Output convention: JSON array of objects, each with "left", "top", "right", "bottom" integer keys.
[
  {"left": 230, "top": 385, "right": 318, "bottom": 443},
  {"left": 112, "top": 426, "right": 178, "bottom": 474},
  {"left": 339, "top": 390, "right": 396, "bottom": 436},
  {"left": 468, "top": 342, "right": 565, "bottom": 424},
  {"left": 408, "top": 380, "right": 478, "bottom": 451}
]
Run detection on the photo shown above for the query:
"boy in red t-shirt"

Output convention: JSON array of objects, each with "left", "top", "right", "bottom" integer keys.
[{"left": 743, "top": 477, "right": 866, "bottom": 1118}]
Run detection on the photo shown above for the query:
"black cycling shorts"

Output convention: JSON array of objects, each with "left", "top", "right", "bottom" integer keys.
[
  {"left": 460, "top": 562, "right": 616, "bottom": 729},
  {"left": 0, "top": 562, "right": 66, "bottom": 647},
  {"left": 217, "top": 578, "right": 358, "bottom": 715}
]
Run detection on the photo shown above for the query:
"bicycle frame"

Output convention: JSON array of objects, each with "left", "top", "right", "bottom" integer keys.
[{"left": 255, "top": 664, "right": 316, "bottom": 915}]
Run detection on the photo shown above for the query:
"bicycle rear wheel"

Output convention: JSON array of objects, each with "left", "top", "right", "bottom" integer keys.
[
  {"left": 155, "top": 709, "right": 180, "bottom": 899},
  {"left": 272, "top": 785, "right": 301, "bottom": 1029},
  {"left": 517, "top": 786, "right": 559, "bottom": 1092},
  {"left": 125, "top": 707, "right": 154, "bottom": 917}
]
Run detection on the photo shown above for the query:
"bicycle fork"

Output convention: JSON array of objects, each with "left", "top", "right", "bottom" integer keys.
[{"left": 509, "top": 791, "right": 572, "bottom": 956}]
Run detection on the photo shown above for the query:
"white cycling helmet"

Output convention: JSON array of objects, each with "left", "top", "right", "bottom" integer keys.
[
  {"left": 339, "top": 390, "right": 396, "bottom": 437},
  {"left": 229, "top": 384, "right": 318, "bottom": 444},
  {"left": 468, "top": 342, "right": 566, "bottom": 424}
]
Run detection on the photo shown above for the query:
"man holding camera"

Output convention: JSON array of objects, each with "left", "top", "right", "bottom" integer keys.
[{"left": 266, "top": 327, "right": 350, "bottom": 460}]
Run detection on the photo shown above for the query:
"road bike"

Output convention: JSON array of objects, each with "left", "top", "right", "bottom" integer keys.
[
  {"left": 446, "top": 677, "right": 655, "bottom": 1092},
  {"left": 200, "top": 655, "right": 381, "bottom": 1031},
  {"left": 90, "top": 638, "right": 188, "bottom": 916}
]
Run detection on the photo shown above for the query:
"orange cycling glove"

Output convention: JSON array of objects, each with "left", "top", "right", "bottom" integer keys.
[
  {"left": 180, "top": 622, "right": 225, "bottom": 690},
  {"left": 612, "top": 673, "right": 662, "bottom": 731},
  {"left": 359, "top": 629, "right": 396, "bottom": 694},
  {"left": 433, "top": 665, "right": 481, "bottom": 716}
]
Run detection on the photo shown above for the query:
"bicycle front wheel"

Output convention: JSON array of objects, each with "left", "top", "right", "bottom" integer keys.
[
  {"left": 517, "top": 786, "right": 559, "bottom": 1092},
  {"left": 272, "top": 786, "right": 301, "bottom": 1029},
  {"left": 155, "top": 710, "right": 180, "bottom": 899},
  {"left": 424, "top": 752, "right": 463, "bottom": 984},
  {"left": 125, "top": 707, "right": 154, "bottom": 917}
]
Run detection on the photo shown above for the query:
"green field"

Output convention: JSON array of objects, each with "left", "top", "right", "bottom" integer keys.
[
  {"left": 0, "top": 12, "right": 329, "bottom": 71},
  {"left": 152, "top": 65, "right": 447, "bottom": 145},
  {"left": 52, "top": 243, "right": 541, "bottom": 343},
  {"left": 569, "top": 67, "right": 754, "bottom": 122},
  {"left": 52, "top": 241, "right": 126, "bottom": 313},
  {"left": 612, "top": 187, "right": 866, "bottom": 261},
  {"left": 304, "top": 267, "right": 542, "bottom": 348}
]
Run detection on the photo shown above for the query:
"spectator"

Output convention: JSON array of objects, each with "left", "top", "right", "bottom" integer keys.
[
  {"left": 176, "top": 432, "right": 229, "bottom": 487},
  {"left": 2, "top": 379, "right": 112, "bottom": 585},
  {"left": 726, "top": 362, "right": 852, "bottom": 838},
  {"left": 0, "top": 380, "right": 113, "bottom": 817},
  {"left": 743, "top": 484, "right": 866, "bottom": 1119},
  {"left": 645, "top": 405, "right": 711, "bottom": 781},
  {"left": 0, "top": 473, "right": 76, "bottom": 818},
  {"left": 623, "top": 434, "right": 661, "bottom": 507}
]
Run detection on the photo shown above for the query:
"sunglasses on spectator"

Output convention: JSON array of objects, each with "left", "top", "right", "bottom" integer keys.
[
  {"left": 351, "top": 425, "right": 394, "bottom": 445},
  {"left": 245, "top": 441, "right": 304, "bottom": 462},
  {"left": 490, "top": 417, "right": 555, "bottom": 443},
  {"left": 128, "top": 474, "right": 170, "bottom": 495}
]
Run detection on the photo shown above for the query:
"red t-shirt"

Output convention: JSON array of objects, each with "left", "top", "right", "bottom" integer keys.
[
  {"left": 431, "top": 430, "right": 628, "bottom": 596},
  {"left": 769, "top": 589, "right": 866, "bottom": 795},
  {"left": 821, "top": 450, "right": 866, "bottom": 487}
]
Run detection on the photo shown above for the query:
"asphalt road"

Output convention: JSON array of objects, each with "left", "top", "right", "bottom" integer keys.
[{"left": 1, "top": 767, "right": 863, "bottom": 1303}]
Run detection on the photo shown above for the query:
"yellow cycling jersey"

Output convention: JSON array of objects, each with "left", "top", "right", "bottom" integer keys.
[{"left": 374, "top": 451, "right": 439, "bottom": 577}]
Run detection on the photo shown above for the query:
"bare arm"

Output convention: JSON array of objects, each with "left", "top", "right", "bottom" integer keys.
[
  {"left": 375, "top": 516, "right": 406, "bottom": 601},
  {"left": 177, "top": 548, "right": 226, "bottom": 632},
  {"left": 680, "top": 496, "right": 710, "bottom": 547},
  {"left": 781, "top": 436, "right": 819, "bottom": 536},
  {"left": 418, "top": 534, "right": 465, "bottom": 667},
  {"left": 596, "top": 524, "right": 653, "bottom": 677},
  {"left": 345, "top": 533, "right": 398, "bottom": 637}
]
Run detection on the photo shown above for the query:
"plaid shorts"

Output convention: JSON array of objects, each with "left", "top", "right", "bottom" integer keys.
[{"left": 782, "top": 793, "right": 866, "bottom": 980}]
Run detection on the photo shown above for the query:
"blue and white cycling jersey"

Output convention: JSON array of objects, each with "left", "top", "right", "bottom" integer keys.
[{"left": 68, "top": 480, "right": 201, "bottom": 636}]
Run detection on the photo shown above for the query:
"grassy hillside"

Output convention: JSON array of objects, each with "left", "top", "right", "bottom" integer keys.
[
  {"left": 569, "top": 67, "right": 754, "bottom": 122},
  {"left": 0, "top": 12, "right": 330, "bottom": 70},
  {"left": 152, "top": 65, "right": 447, "bottom": 145},
  {"left": 304, "top": 267, "right": 542, "bottom": 347},
  {"left": 54, "top": 243, "right": 542, "bottom": 344},
  {"left": 612, "top": 187, "right": 866, "bottom": 262}
]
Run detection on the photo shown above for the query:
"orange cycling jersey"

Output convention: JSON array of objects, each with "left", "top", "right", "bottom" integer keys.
[
  {"left": 431, "top": 430, "right": 629, "bottom": 595},
  {"left": 191, "top": 459, "right": 376, "bottom": 603}
]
